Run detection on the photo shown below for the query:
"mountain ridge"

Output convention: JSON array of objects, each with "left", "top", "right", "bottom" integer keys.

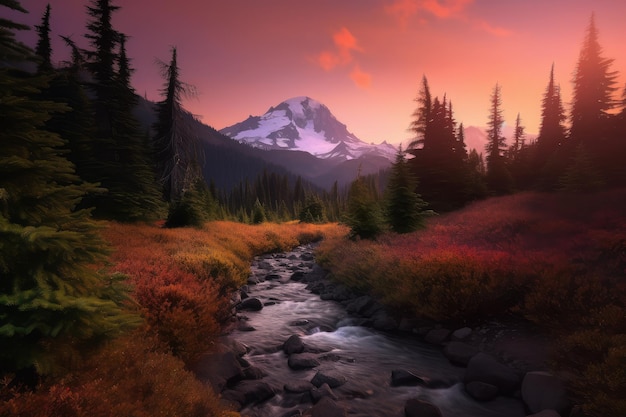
[{"left": 220, "top": 96, "right": 397, "bottom": 162}]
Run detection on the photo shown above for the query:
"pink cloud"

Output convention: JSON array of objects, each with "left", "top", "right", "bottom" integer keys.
[
  {"left": 386, "top": 0, "right": 512, "bottom": 37},
  {"left": 386, "top": 0, "right": 473, "bottom": 24},
  {"left": 315, "top": 27, "right": 372, "bottom": 88},
  {"left": 350, "top": 65, "right": 373, "bottom": 89},
  {"left": 315, "top": 27, "right": 362, "bottom": 70}
]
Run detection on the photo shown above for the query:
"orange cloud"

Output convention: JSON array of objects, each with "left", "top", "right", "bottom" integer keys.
[
  {"left": 350, "top": 65, "right": 372, "bottom": 89},
  {"left": 315, "top": 27, "right": 371, "bottom": 88},
  {"left": 316, "top": 27, "right": 362, "bottom": 70},
  {"left": 385, "top": 0, "right": 511, "bottom": 37},
  {"left": 386, "top": 0, "right": 473, "bottom": 24}
]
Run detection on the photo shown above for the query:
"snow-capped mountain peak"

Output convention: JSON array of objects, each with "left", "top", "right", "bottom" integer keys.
[{"left": 220, "top": 96, "right": 396, "bottom": 161}]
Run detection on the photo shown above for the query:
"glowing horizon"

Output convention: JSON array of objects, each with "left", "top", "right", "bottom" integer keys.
[{"left": 11, "top": 0, "right": 626, "bottom": 147}]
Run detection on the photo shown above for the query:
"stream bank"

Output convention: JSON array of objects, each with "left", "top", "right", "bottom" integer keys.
[{"left": 195, "top": 243, "right": 569, "bottom": 417}]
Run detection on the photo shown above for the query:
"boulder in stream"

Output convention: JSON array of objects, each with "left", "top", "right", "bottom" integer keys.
[
  {"left": 229, "top": 380, "right": 275, "bottom": 407},
  {"left": 465, "top": 380, "right": 499, "bottom": 401},
  {"left": 521, "top": 371, "right": 569, "bottom": 415},
  {"left": 303, "top": 396, "right": 346, "bottom": 417},
  {"left": 311, "top": 371, "right": 347, "bottom": 388},
  {"left": 464, "top": 352, "right": 521, "bottom": 395},
  {"left": 283, "top": 334, "right": 305, "bottom": 355},
  {"left": 288, "top": 353, "right": 321, "bottom": 370},
  {"left": 404, "top": 398, "right": 443, "bottom": 417},
  {"left": 391, "top": 369, "right": 427, "bottom": 386},
  {"left": 443, "top": 341, "right": 479, "bottom": 366},
  {"left": 237, "top": 297, "right": 263, "bottom": 311}
]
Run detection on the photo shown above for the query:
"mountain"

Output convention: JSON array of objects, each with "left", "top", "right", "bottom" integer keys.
[{"left": 220, "top": 96, "right": 396, "bottom": 162}]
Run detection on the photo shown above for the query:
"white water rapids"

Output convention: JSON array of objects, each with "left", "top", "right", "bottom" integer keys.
[{"left": 228, "top": 244, "right": 526, "bottom": 417}]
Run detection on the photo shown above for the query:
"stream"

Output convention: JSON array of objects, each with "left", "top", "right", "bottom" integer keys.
[{"left": 227, "top": 243, "right": 526, "bottom": 417}]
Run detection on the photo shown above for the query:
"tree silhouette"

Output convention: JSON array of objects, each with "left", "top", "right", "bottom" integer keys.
[
  {"left": 34, "top": 3, "right": 52, "bottom": 73},
  {"left": 534, "top": 64, "right": 568, "bottom": 190},
  {"left": 385, "top": 147, "right": 426, "bottom": 233},
  {"left": 1, "top": 0, "right": 134, "bottom": 375},
  {"left": 485, "top": 83, "right": 512, "bottom": 194},
  {"left": 153, "top": 47, "right": 202, "bottom": 203},
  {"left": 570, "top": 13, "right": 618, "bottom": 148}
]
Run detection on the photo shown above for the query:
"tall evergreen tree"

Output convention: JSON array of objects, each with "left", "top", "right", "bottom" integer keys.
[
  {"left": 82, "top": 0, "right": 163, "bottom": 221},
  {"left": 0, "top": 0, "right": 134, "bottom": 375},
  {"left": 408, "top": 75, "right": 432, "bottom": 149},
  {"left": 385, "top": 147, "right": 426, "bottom": 233},
  {"left": 344, "top": 173, "right": 384, "bottom": 240},
  {"left": 570, "top": 13, "right": 618, "bottom": 148},
  {"left": 408, "top": 82, "right": 473, "bottom": 210},
  {"left": 34, "top": 3, "right": 52, "bottom": 73},
  {"left": 485, "top": 83, "right": 512, "bottom": 194},
  {"left": 535, "top": 64, "right": 568, "bottom": 190},
  {"left": 154, "top": 47, "right": 202, "bottom": 203}
]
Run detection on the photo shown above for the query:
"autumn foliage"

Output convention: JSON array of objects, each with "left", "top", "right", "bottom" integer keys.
[
  {"left": 317, "top": 189, "right": 626, "bottom": 416},
  {"left": 1, "top": 220, "right": 344, "bottom": 416}
]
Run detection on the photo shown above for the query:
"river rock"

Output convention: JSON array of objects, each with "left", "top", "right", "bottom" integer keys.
[
  {"left": 526, "top": 410, "right": 562, "bottom": 417},
  {"left": 243, "top": 365, "right": 266, "bottom": 380},
  {"left": 345, "top": 295, "right": 376, "bottom": 316},
  {"left": 310, "top": 383, "right": 338, "bottom": 403},
  {"left": 291, "top": 271, "right": 307, "bottom": 281},
  {"left": 193, "top": 351, "right": 243, "bottom": 391},
  {"left": 230, "top": 380, "right": 275, "bottom": 406},
  {"left": 266, "top": 273, "right": 282, "bottom": 280},
  {"left": 452, "top": 327, "right": 473, "bottom": 341},
  {"left": 372, "top": 311, "right": 398, "bottom": 331},
  {"left": 288, "top": 353, "right": 321, "bottom": 370},
  {"left": 285, "top": 380, "right": 316, "bottom": 393},
  {"left": 443, "top": 341, "right": 479, "bottom": 366},
  {"left": 521, "top": 371, "right": 569, "bottom": 415},
  {"left": 404, "top": 398, "right": 443, "bottom": 417},
  {"left": 311, "top": 371, "right": 347, "bottom": 388},
  {"left": 464, "top": 352, "right": 521, "bottom": 395},
  {"left": 424, "top": 328, "right": 451, "bottom": 345},
  {"left": 283, "top": 334, "right": 305, "bottom": 355},
  {"left": 465, "top": 380, "right": 499, "bottom": 401},
  {"left": 391, "top": 369, "right": 427, "bottom": 386},
  {"left": 303, "top": 397, "right": 346, "bottom": 417},
  {"left": 238, "top": 297, "right": 263, "bottom": 311}
]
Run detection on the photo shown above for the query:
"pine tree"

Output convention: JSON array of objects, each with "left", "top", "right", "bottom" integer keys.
[
  {"left": 408, "top": 83, "right": 472, "bottom": 210},
  {"left": 385, "top": 147, "right": 426, "bottom": 233},
  {"left": 107, "top": 33, "right": 163, "bottom": 221},
  {"left": 82, "top": 0, "right": 163, "bottom": 221},
  {"left": 34, "top": 3, "right": 52, "bottom": 73},
  {"left": 344, "top": 173, "right": 384, "bottom": 240},
  {"left": 570, "top": 14, "right": 618, "bottom": 148},
  {"left": 535, "top": 64, "right": 568, "bottom": 190},
  {"left": 0, "top": 0, "right": 135, "bottom": 374},
  {"left": 408, "top": 75, "right": 432, "bottom": 149},
  {"left": 485, "top": 83, "right": 512, "bottom": 194},
  {"left": 153, "top": 47, "right": 204, "bottom": 207}
]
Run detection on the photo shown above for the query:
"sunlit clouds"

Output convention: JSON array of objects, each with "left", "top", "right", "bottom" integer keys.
[
  {"left": 386, "top": 0, "right": 473, "bottom": 26},
  {"left": 385, "top": 0, "right": 510, "bottom": 37},
  {"left": 315, "top": 27, "right": 372, "bottom": 89}
]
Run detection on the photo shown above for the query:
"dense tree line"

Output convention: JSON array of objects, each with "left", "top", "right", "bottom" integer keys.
[
  {"left": 405, "top": 14, "right": 626, "bottom": 211},
  {"left": 0, "top": 0, "right": 338, "bottom": 383}
]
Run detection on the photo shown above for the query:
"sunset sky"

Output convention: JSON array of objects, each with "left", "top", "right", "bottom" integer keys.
[{"left": 10, "top": 0, "right": 626, "bottom": 147}]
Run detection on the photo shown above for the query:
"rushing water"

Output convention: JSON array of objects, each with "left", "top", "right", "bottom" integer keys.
[{"left": 229, "top": 244, "right": 525, "bottom": 417}]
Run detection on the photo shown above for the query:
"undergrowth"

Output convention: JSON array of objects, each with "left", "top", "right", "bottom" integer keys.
[{"left": 317, "top": 189, "right": 626, "bottom": 416}]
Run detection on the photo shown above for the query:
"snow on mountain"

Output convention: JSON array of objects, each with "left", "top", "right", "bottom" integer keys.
[{"left": 220, "top": 96, "right": 396, "bottom": 162}]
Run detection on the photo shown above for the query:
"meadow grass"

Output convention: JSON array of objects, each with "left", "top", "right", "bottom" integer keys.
[
  {"left": 1, "top": 220, "right": 345, "bottom": 417},
  {"left": 316, "top": 189, "right": 626, "bottom": 416}
]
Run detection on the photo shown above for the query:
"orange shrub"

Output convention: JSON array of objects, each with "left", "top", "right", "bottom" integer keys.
[{"left": 0, "top": 332, "right": 231, "bottom": 417}]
